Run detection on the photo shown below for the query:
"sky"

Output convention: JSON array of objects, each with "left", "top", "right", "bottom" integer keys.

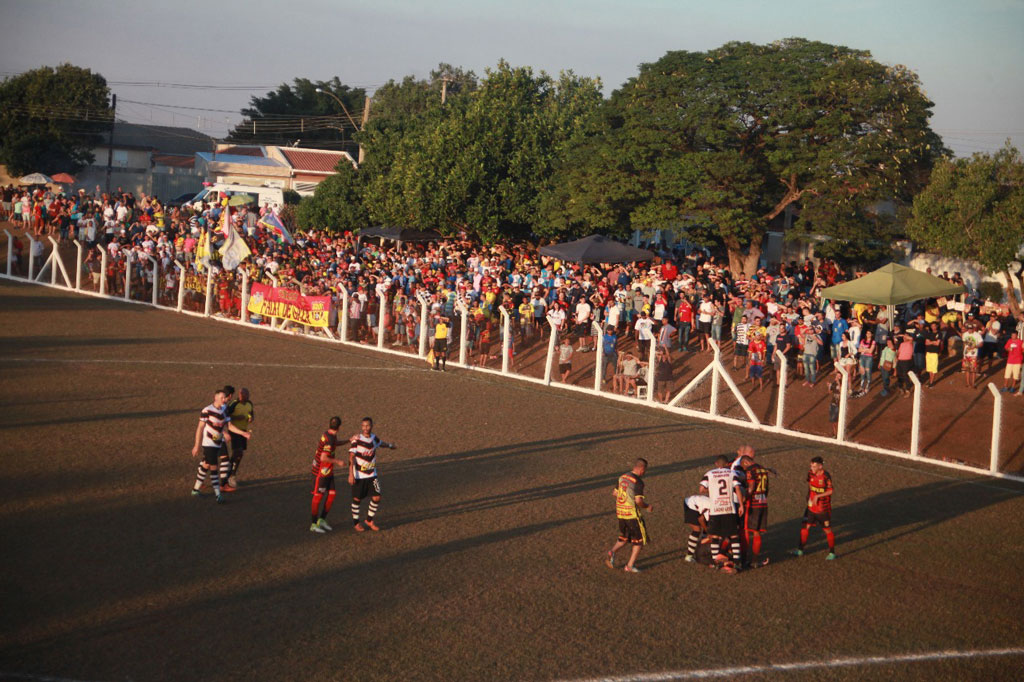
[{"left": 1, "top": 0, "right": 1021, "bottom": 157}]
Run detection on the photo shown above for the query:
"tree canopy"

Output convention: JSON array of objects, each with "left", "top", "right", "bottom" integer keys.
[
  {"left": 227, "top": 77, "right": 366, "bottom": 158},
  {"left": 540, "top": 38, "right": 942, "bottom": 274},
  {"left": 0, "top": 64, "right": 112, "bottom": 176},
  {"left": 907, "top": 142, "right": 1024, "bottom": 312}
]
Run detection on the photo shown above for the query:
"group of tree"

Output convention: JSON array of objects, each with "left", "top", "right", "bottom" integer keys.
[
  {"left": 4, "top": 45, "right": 1021, "bottom": 301},
  {"left": 0, "top": 64, "right": 112, "bottom": 176}
]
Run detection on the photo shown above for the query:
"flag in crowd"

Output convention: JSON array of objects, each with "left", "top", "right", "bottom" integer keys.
[
  {"left": 259, "top": 211, "right": 293, "bottom": 244},
  {"left": 219, "top": 203, "right": 252, "bottom": 271}
]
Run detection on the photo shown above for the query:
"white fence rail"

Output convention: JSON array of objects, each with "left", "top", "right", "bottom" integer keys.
[{"left": 1, "top": 267, "right": 1020, "bottom": 484}]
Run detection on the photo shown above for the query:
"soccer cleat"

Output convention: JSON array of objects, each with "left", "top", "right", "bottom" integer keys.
[
  {"left": 191, "top": 490, "right": 200, "bottom": 497},
  {"left": 757, "top": 557, "right": 771, "bottom": 568},
  {"left": 790, "top": 549, "right": 804, "bottom": 557},
  {"left": 605, "top": 551, "right": 616, "bottom": 569},
  {"left": 310, "top": 523, "right": 326, "bottom": 534},
  {"left": 623, "top": 565, "right": 641, "bottom": 574},
  {"left": 714, "top": 553, "right": 729, "bottom": 564},
  {"left": 825, "top": 552, "right": 837, "bottom": 561},
  {"left": 353, "top": 522, "right": 366, "bottom": 532},
  {"left": 227, "top": 476, "right": 238, "bottom": 488},
  {"left": 683, "top": 554, "right": 695, "bottom": 563},
  {"left": 216, "top": 494, "right": 225, "bottom": 504},
  {"left": 318, "top": 519, "right": 333, "bottom": 531},
  {"left": 220, "top": 484, "right": 237, "bottom": 493},
  {"left": 364, "top": 520, "right": 381, "bottom": 532}
]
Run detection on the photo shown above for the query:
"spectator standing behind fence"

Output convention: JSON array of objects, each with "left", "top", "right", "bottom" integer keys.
[
  {"left": 857, "top": 330, "right": 877, "bottom": 394},
  {"left": 923, "top": 321, "right": 942, "bottom": 388},
  {"left": 1002, "top": 330, "right": 1023, "bottom": 394},
  {"left": 896, "top": 331, "right": 914, "bottom": 396},
  {"left": 879, "top": 337, "right": 896, "bottom": 397},
  {"left": 961, "top": 322, "right": 983, "bottom": 389},
  {"left": 558, "top": 335, "right": 574, "bottom": 383},
  {"left": 802, "top": 325, "right": 821, "bottom": 386},
  {"left": 828, "top": 369, "right": 847, "bottom": 436}
]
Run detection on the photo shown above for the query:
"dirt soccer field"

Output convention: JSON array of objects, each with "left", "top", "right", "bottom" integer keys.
[{"left": 1, "top": 279, "right": 1023, "bottom": 682}]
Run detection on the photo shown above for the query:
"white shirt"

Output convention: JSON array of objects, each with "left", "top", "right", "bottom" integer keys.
[{"left": 634, "top": 316, "right": 653, "bottom": 341}]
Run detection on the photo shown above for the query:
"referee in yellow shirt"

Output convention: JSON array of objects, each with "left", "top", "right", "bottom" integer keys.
[{"left": 433, "top": 316, "right": 450, "bottom": 371}]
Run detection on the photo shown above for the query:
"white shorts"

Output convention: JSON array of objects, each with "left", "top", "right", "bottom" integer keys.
[{"left": 1005, "top": 363, "right": 1021, "bottom": 381}]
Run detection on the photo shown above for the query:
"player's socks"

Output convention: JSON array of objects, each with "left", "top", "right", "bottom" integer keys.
[
  {"left": 230, "top": 453, "right": 243, "bottom": 479},
  {"left": 798, "top": 526, "right": 809, "bottom": 550},
  {"left": 351, "top": 502, "right": 361, "bottom": 524},
  {"left": 211, "top": 473, "right": 221, "bottom": 495},
  {"left": 750, "top": 532, "right": 762, "bottom": 557},
  {"left": 311, "top": 492, "right": 323, "bottom": 524},
  {"left": 825, "top": 528, "right": 835, "bottom": 552},
  {"left": 218, "top": 458, "right": 231, "bottom": 486},
  {"left": 324, "top": 490, "right": 336, "bottom": 515},
  {"left": 685, "top": 531, "right": 699, "bottom": 557},
  {"left": 729, "top": 535, "right": 741, "bottom": 565},
  {"left": 710, "top": 539, "right": 721, "bottom": 560},
  {"left": 367, "top": 500, "right": 379, "bottom": 520},
  {"left": 193, "top": 466, "right": 207, "bottom": 491}
]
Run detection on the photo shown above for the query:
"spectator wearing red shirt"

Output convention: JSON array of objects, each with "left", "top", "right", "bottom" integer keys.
[
  {"left": 1003, "top": 331, "right": 1023, "bottom": 393},
  {"left": 675, "top": 296, "right": 693, "bottom": 352},
  {"left": 659, "top": 260, "right": 677, "bottom": 282}
]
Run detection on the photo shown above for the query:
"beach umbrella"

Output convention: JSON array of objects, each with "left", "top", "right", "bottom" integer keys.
[
  {"left": 50, "top": 173, "right": 75, "bottom": 184},
  {"left": 19, "top": 173, "right": 52, "bottom": 185}
]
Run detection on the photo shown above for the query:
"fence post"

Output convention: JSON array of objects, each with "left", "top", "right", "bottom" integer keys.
[
  {"left": 4, "top": 229, "right": 12, "bottom": 277},
  {"left": 417, "top": 291, "right": 430, "bottom": 358},
  {"left": 908, "top": 371, "right": 922, "bottom": 456},
  {"left": 174, "top": 261, "right": 185, "bottom": 312},
  {"left": 836, "top": 364, "right": 851, "bottom": 442},
  {"left": 73, "top": 240, "right": 83, "bottom": 290},
  {"left": 500, "top": 306, "right": 511, "bottom": 375},
  {"left": 594, "top": 326, "right": 604, "bottom": 391},
  {"left": 123, "top": 250, "right": 133, "bottom": 301},
  {"left": 377, "top": 289, "right": 387, "bottom": 349},
  {"left": 456, "top": 300, "right": 469, "bottom": 367},
  {"left": 775, "top": 349, "right": 788, "bottom": 429},
  {"left": 48, "top": 239, "right": 58, "bottom": 286},
  {"left": 543, "top": 314, "right": 558, "bottom": 385},
  {"left": 340, "top": 288, "right": 350, "bottom": 342},
  {"left": 987, "top": 383, "right": 1002, "bottom": 474},
  {"left": 646, "top": 337, "right": 657, "bottom": 403},
  {"left": 27, "top": 235, "right": 37, "bottom": 281},
  {"left": 240, "top": 270, "right": 250, "bottom": 323},
  {"left": 96, "top": 246, "right": 108, "bottom": 296},
  {"left": 709, "top": 339, "right": 722, "bottom": 416},
  {"left": 146, "top": 254, "right": 158, "bottom": 306},
  {"left": 203, "top": 261, "right": 215, "bottom": 317}
]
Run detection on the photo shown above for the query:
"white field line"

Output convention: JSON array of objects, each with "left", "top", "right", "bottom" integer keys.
[
  {"left": 556, "top": 647, "right": 1024, "bottom": 682},
  {"left": 3, "top": 274, "right": 1024, "bottom": 486},
  {"left": 0, "top": 357, "right": 427, "bottom": 372}
]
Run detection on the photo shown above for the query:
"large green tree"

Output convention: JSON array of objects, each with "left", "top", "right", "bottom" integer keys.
[
  {"left": 295, "top": 160, "right": 368, "bottom": 233},
  {"left": 362, "top": 61, "right": 602, "bottom": 242},
  {"left": 542, "top": 39, "right": 942, "bottom": 273},
  {"left": 0, "top": 64, "right": 112, "bottom": 176},
  {"left": 907, "top": 142, "right": 1024, "bottom": 314},
  {"left": 227, "top": 77, "right": 366, "bottom": 157}
]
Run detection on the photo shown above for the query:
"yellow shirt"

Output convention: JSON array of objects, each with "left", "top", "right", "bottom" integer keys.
[{"left": 434, "top": 322, "right": 449, "bottom": 339}]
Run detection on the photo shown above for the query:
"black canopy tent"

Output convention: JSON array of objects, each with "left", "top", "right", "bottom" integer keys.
[
  {"left": 357, "top": 226, "right": 442, "bottom": 245},
  {"left": 538, "top": 234, "right": 655, "bottom": 264}
]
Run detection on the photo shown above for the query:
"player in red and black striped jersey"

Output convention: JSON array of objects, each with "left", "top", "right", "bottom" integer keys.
[
  {"left": 793, "top": 456, "right": 837, "bottom": 560},
  {"left": 741, "top": 454, "right": 775, "bottom": 567},
  {"left": 309, "top": 416, "right": 342, "bottom": 534}
]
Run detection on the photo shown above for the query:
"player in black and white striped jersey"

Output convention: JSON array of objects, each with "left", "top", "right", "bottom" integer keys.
[
  {"left": 347, "top": 416, "right": 396, "bottom": 532},
  {"left": 190, "top": 388, "right": 249, "bottom": 503}
]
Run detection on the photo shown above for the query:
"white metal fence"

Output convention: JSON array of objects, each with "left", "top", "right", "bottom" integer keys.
[{"left": 3, "top": 228, "right": 1019, "bottom": 484}]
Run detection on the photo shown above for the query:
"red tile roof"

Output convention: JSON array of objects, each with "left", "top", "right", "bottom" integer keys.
[
  {"left": 280, "top": 148, "right": 348, "bottom": 174},
  {"left": 153, "top": 154, "right": 195, "bottom": 168}
]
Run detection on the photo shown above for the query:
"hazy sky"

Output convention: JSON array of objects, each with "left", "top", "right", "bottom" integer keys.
[{"left": 1, "top": 0, "right": 1021, "bottom": 156}]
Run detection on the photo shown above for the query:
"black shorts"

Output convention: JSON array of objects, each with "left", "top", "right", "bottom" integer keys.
[
  {"left": 352, "top": 477, "right": 381, "bottom": 500},
  {"left": 735, "top": 343, "right": 748, "bottom": 357},
  {"left": 433, "top": 338, "right": 447, "bottom": 353},
  {"left": 617, "top": 517, "right": 649, "bottom": 546},
  {"left": 575, "top": 323, "right": 588, "bottom": 338},
  {"left": 698, "top": 321, "right": 711, "bottom": 335},
  {"left": 230, "top": 432, "right": 248, "bottom": 451},
  {"left": 683, "top": 506, "right": 705, "bottom": 528},
  {"left": 708, "top": 513, "right": 739, "bottom": 537},
  {"left": 803, "top": 509, "right": 831, "bottom": 527},
  {"left": 829, "top": 403, "right": 839, "bottom": 423},
  {"left": 558, "top": 362, "right": 571, "bottom": 374},
  {"left": 313, "top": 473, "right": 335, "bottom": 494},
  {"left": 746, "top": 506, "right": 768, "bottom": 532},
  {"left": 202, "top": 445, "right": 223, "bottom": 466}
]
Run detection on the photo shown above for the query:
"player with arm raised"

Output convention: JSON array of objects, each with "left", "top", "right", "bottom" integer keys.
[
  {"left": 190, "top": 388, "right": 249, "bottom": 503},
  {"left": 348, "top": 417, "right": 397, "bottom": 532},
  {"left": 700, "top": 455, "right": 746, "bottom": 573},
  {"left": 792, "top": 456, "right": 837, "bottom": 560}
]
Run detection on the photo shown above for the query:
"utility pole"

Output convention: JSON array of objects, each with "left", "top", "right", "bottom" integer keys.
[
  {"left": 105, "top": 94, "right": 116, "bottom": 195},
  {"left": 440, "top": 77, "right": 452, "bottom": 105},
  {"left": 358, "top": 96, "right": 371, "bottom": 165}
]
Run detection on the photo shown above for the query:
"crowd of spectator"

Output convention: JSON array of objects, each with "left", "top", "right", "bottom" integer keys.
[{"left": 4, "top": 182, "right": 1024, "bottom": 405}]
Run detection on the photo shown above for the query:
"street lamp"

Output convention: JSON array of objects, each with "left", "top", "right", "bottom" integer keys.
[{"left": 315, "top": 87, "right": 360, "bottom": 132}]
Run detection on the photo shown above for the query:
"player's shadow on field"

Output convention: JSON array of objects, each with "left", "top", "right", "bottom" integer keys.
[
  {"left": 763, "top": 478, "right": 1022, "bottom": 566},
  {"left": 389, "top": 423, "right": 713, "bottom": 474},
  {"left": 0, "top": 335, "right": 197, "bottom": 353},
  {"left": 0, "top": 407, "right": 195, "bottom": 429},
  {"left": 0, "top": 293, "right": 154, "bottom": 313}
]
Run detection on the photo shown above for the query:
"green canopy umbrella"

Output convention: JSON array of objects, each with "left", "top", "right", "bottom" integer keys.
[
  {"left": 820, "top": 262, "right": 964, "bottom": 305},
  {"left": 820, "top": 262, "right": 966, "bottom": 329}
]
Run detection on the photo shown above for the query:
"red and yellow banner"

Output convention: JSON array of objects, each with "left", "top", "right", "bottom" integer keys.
[{"left": 247, "top": 282, "right": 330, "bottom": 328}]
